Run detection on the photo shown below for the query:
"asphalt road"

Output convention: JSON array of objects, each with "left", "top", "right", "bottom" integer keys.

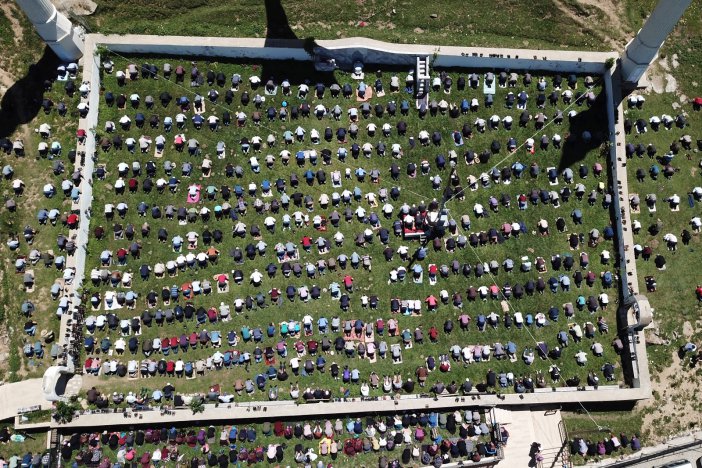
[{"left": 622, "top": 448, "right": 702, "bottom": 468}]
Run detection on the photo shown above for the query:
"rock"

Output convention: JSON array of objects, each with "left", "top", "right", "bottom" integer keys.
[
  {"left": 683, "top": 321, "right": 694, "bottom": 338},
  {"left": 665, "top": 73, "right": 678, "bottom": 93},
  {"left": 55, "top": 0, "right": 97, "bottom": 15},
  {"left": 430, "top": 13, "right": 438, "bottom": 18},
  {"left": 659, "top": 57, "right": 670, "bottom": 71},
  {"left": 645, "top": 332, "right": 668, "bottom": 345}
]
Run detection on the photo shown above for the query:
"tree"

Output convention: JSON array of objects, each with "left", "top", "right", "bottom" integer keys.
[
  {"left": 54, "top": 401, "right": 78, "bottom": 424},
  {"left": 189, "top": 397, "right": 204, "bottom": 415}
]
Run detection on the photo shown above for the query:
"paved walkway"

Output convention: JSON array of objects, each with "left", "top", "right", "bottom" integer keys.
[
  {"left": 0, "top": 379, "right": 52, "bottom": 421},
  {"left": 497, "top": 408, "right": 565, "bottom": 468},
  {"left": 51, "top": 41, "right": 100, "bottom": 376},
  {"left": 60, "top": 386, "right": 627, "bottom": 430}
]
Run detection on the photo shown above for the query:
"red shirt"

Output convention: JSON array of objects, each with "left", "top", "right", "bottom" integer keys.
[
  {"left": 343, "top": 276, "right": 353, "bottom": 286},
  {"left": 301, "top": 236, "right": 311, "bottom": 247},
  {"left": 67, "top": 213, "right": 79, "bottom": 224}
]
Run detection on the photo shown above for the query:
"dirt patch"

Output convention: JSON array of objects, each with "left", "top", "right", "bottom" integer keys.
[
  {"left": 0, "top": 68, "right": 14, "bottom": 90},
  {"left": 0, "top": 328, "right": 10, "bottom": 379},
  {"left": 641, "top": 350, "right": 702, "bottom": 442},
  {"left": 55, "top": 0, "right": 97, "bottom": 16},
  {"left": 577, "top": 0, "right": 627, "bottom": 42},
  {"left": 551, "top": 0, "right": 627, "bottom": 49},
  {"left": 0, "top": 3, "right": 22, "bottom": 91},
  {"left": 0, "top": 3, "right": 23, "bottom": 46}
]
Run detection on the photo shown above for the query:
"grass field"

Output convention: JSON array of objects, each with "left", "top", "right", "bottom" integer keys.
[
  {"left": 0, "top": 427, "right": 49, "bottom": 466},
  {"left": 0, "top": 0, "right": 700, "bottom": 457},
  {"left": 562, "top": 409, "right": 644, "bottom": 465},
  {"left": 53, "top": 411, "right": 495, "bottom": 467},
  {"left": 77, "top": 53, "right": 624, "bottom": 405},
  {"left": 0, "top": 67, "right": 82, "bottom": 382},
  {"left": 85, "top": 0, "right": 624, "bottom": 52}
]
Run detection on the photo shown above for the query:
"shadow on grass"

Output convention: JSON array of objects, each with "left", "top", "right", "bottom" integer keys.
[
  {"left": 0, "top": 47, "right": 61, "bottom": 139},
  {"left": 558, "top": 91, "right": 608, "bottom": 172},
  {"left": 261, "top": 0, "right": 337, "bottom": 86}
]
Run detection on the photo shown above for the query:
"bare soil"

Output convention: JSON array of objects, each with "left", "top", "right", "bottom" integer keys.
[
  {"left": 640, "top": 349, "right": 702, "bottom": 442},
  {"left": 551, "top": 0, "right": 628, "bottom": 50},
  {"left": 0, "top": 2, "right": 22, "bottom": 90}
]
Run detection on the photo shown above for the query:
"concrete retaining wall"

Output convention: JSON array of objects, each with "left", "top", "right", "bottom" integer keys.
[{"left": 91, "top": 35, "right": 615, "bottom": 75}]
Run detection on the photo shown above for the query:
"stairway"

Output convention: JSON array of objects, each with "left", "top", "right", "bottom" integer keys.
[
  {"left": 415, "top": 56, "right": 430, "bottom": 108},
  {"left": 48, "top": 429, "right": 60, "bottom": 466}
]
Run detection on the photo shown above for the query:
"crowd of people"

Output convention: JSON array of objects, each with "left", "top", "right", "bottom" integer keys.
[
  {"left": 72, "top": 59, "right": 624, "bottom": 402},
  {"left": 571, "top": 432, "right": 642, "bottom": 459},
  {"left": 55, "top": 410, "right": 500, "bottom": 467}
]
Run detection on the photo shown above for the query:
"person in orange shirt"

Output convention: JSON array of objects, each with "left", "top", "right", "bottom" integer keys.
[{"left": 207, "top": 246, "right": 219, "bottom": 262}]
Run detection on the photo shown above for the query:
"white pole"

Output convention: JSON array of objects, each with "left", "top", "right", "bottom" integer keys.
[
  {"left": 15, "top": 0, "right": 84, "bottom": 61},
  {"left": 620, "top": 0, "right": 692, "bottom": 85}
]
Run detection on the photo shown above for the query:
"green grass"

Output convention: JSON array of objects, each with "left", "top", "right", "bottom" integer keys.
[
  {"left": 622, "top": 90, "right": 702, "bottom": 375},
  {"left": 0, "top": 426, "right": 48, "bottom": 462},
  {"left": 563, "top": 409, "right": 643, "bottom": 465},
  {"left": 56, "top": 413, "right": 494, "bottom": 467},
  {"left": 86, "top": 0, "right": 618, "bottom": 51},
  {"left": 79, "top": 53, "right": 623, "bottom": 403},
  {"left": 0, "top": 9, "right": 13, "bottom": 49},
  {"left": 0, "top": 63, "right": 82, "bottom": 380}
]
